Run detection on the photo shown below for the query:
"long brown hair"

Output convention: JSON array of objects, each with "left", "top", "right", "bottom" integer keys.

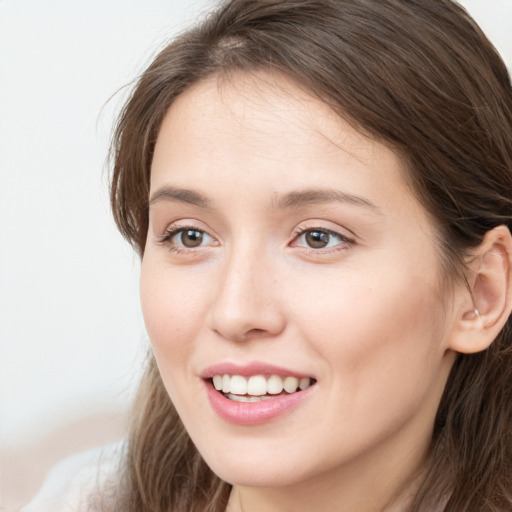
[{"left": 109, "top": 1, "right": 512, "bottom": 510}]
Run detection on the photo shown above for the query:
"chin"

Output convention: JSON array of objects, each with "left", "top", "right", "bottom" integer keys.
[
  {"left": 195, "top": 441, "right": 315, "bottom": 488},
  {"left": 210, "top": 461, "right": 305, "bottom": 488}
]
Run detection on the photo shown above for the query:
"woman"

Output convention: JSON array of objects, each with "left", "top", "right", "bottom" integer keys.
[{"left": 25, "top": 0, "right": 512, "bottom": 510}]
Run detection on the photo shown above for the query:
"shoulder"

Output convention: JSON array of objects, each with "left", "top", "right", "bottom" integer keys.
[{"left": 19, "top": 440, "right": 126, "bottom": 512}]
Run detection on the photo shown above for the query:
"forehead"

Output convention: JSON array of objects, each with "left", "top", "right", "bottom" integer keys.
[
  {"left": 162, "top": 72, "right": 375, "bottom": 154},
  {"left": 157, "top": 73, "right": 391, "bottom": 174},
  {"left": 151, "top": 72, "right": 422, "bottom": 218}
]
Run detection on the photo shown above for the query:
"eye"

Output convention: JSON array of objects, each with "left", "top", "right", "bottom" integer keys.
[
  {"left": 302, "top": 230, "right": 334, "bottom": 249},
  {"left": 159, "top": 225, "right": 216, "bottom": 251},
  {"left": 174, "top": 228, "right": 208, "bottom": 248},
  {"left": 292, "top": 228, "right": 354, "bottom": 251}
]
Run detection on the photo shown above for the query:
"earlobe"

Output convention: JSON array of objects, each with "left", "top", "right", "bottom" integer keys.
[{"left": 449, "top": 225, "right": 512, "bottom": 355}]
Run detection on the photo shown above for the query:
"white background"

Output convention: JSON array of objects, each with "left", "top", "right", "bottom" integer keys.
[
  {"left": 0, "top": 0, "right": 218, "bottom": 445},
  {"left": 0, "top": 0, "right": 511, "bottom": 505}
]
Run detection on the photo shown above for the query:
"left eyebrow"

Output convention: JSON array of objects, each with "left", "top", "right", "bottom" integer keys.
[{"left": 270, "top": 188, "right": 382, "bottom": 214}]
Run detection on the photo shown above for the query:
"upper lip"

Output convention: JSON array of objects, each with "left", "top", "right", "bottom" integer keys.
[{"left": 200, "top": 361, "right": 314, "bottom": 379}]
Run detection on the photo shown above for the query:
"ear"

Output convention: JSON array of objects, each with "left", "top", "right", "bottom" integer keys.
[{"left": 448, "top": 225, "right": 512, "bottom": 354}]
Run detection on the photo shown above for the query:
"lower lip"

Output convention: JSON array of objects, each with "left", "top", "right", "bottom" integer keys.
[{"left": 204, "top": 381, "right": 315, "bottom": 425}]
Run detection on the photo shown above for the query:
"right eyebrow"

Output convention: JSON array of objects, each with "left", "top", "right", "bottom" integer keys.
[{"left": 149, "top": 186, "right": 211, "bottom": 208}]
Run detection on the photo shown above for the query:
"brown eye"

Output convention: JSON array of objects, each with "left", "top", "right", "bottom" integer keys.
[
  {"left": 305, "top": 230, "right": 330, "bottom": 248},
  {"left": 160, "top": 226, "right": 215, "bottom": 253},
  {"left": 179, "top": 229, "right": 204, "bottom": 248},
  {"left": 293, "top": 228, "right": 353, "bottom": 252}
]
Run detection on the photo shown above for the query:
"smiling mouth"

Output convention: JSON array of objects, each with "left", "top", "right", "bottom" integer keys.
[{"left": 211, "top": 374, "right": 316, "bottom": 402}]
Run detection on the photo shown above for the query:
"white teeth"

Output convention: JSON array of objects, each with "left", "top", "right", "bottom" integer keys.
[
  {"left": 230, "top": 375, "right": 248, "bottom": 395},
  {"left": 283, "top": 376, "right": 299, "bottom": 393},
  {"left": 227, "top": 394, "right": 274, "bottom": 402},
  {"left": 212, "top": 375, "right": 223, "bottom": 391},
  {"left": 299, "top": 377, "right": 310, "bottom": 390},
  {"left": 247, "top": 375, "right": 267, "bottom": 396},
  {"left": 211, "top": 374, "right": 313, "bottom": 397},
  {"left": 267, "top": 375, "right": 283, "bottom": 395},
  {"left": 222, "top": 374, "right": 231, "bottom": 393}
]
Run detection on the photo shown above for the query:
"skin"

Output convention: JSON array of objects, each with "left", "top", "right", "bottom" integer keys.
[{"left": 140, "top": 72, "right": 468, "bottom": 512}]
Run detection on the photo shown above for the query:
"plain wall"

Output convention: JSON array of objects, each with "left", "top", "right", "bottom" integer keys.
[
  {"left": 1, "top": 0, "right": 511, "bottom": 509},
  {"left": 0, "top": 1, "right": 217, "bottom": 508}
]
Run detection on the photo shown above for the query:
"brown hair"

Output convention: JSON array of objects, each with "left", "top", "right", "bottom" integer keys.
[{"left": 109, "top": 1, "right": 512, "bottom": 510}]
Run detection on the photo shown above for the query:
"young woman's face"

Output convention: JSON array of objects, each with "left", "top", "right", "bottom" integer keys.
[{"left": 141, "top": 73, "right": 459, "bottom": 493}]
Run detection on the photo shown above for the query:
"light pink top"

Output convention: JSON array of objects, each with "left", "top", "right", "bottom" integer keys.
[{"left": 19, "top": 441, "right": 124, "bottom": 512}]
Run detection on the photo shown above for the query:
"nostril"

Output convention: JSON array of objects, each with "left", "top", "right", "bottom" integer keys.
[
  {"left": 245, "top": 328, "right": 267, "bottom": 337},
  {"left": 214, "top": 326, "right": 269, "bottom": 343}
]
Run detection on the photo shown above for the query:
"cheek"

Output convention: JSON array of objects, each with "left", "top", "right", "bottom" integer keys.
[
  {"left": 139, "top": 257, "right": 206, "bottom": 365},
  {"left": 290, "top": 261, "right": 446, "bottom": 389},
  {"left": 284, "top": 266, "right": 449, "bottom": 459}
]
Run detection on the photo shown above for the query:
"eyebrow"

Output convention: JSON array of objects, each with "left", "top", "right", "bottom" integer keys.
[
  {"left": 149, "top": 186, "right": 211, "bottom": 208},
  {"left": 149, "top": 185, "right": 381, "bottom": 214},
  {"left": 271, "top": 189, "right": 381, "bottom": 214}
]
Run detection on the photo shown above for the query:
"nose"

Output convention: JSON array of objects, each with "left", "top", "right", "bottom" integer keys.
[{"left": 207, "top": 244, "right": 286, "bottom": 342}]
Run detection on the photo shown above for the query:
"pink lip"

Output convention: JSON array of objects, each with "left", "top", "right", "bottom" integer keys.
[
  {"left": 201, "top": 362, "right": 316, "bottom": 425},
  {"left": 200, "top": 361, "right": 313, "bottom": 379},
  {"left": 204, "top": 382, "right": 315, "bottom": 425}
]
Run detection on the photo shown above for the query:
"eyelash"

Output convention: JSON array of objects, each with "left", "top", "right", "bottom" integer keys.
[
  {"left": 157, "top": 224, "right": 216, "bottom": 254},
  {"left": 157, "top": 224, "right": 355, "bottom": 255}
]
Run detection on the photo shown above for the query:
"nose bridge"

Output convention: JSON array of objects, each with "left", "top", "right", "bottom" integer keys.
[{"left": 208, "top": 236, "right": 284, "bottom": 341}]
